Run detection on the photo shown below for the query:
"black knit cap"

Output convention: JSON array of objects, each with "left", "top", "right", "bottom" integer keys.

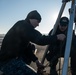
[
  {"left": 26, "top": 10, "right": 41, "bottom": 23},
  {"left": 60, "top": 17, "right": 69, "bottom": 26}
]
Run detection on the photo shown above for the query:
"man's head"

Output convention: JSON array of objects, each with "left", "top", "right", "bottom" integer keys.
[
  {"left": 26, "top": 10, "right": 41, "bottom": 28},
  {"left": 59, "top": 16, "right": 69, "bottom": 31}
]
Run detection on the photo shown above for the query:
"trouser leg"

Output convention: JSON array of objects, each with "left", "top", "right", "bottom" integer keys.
[
  {"left": 70, "top": 48, "right": 76, "bottom": 75},
  {"left": 50, "top": 58, "right": 58, "bottom": 69},
  {"left": 71, "top": 58, "right": 76, "bottom": 75},
  {"left": 49, "top": 58, "right": 58, "bottom": 75}
]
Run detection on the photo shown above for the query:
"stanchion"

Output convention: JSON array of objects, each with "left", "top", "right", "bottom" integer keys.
[
  {"left": 62, "top": 0, "right": 76, "bottom": 75},
  {"left": 41, "top": 1, "right": 67, "bottom": 65}
]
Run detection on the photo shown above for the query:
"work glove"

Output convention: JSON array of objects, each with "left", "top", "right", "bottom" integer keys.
[
  {"left": 57, "top": 34, "right": 66, "bottom": 41},
  {"left": 36, "top": 60, "right": 45, "bottom": 74},
  {"left": 35, "top": 60, "right": 44, "bottom": 69}
]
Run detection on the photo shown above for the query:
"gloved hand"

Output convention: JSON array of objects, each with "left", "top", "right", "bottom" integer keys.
[
  {"left": 36, "top": 60, "right": 45, "bottom": 74},
  {"left": 35, "top": 60, "right": 44, "bottom": 69},
  {"left": 57, "top": 34, "right": 66, "bottom": 41}
]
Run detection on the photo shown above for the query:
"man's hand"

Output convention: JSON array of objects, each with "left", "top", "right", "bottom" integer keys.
[
  {"left": 57, "top": 34, "right": 66, "bottom": 41},
  {"left": 35, "top": 60, "right": 44, "bottom": 69},
  {"left": 36, "top": 60, "right": 45, "bottom": 74}
]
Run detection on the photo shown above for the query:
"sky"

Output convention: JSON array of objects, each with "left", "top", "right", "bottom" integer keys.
[{"left": 0, "top": 0, "right": 71, "bottom": 34}]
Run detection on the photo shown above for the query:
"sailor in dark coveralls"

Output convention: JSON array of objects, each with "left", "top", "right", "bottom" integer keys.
[{"left": 0, "top": 10, "right": 66, "bottom": 75}]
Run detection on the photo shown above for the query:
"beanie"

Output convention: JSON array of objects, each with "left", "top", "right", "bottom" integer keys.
[
  {"left": 60, "top": 17, "right": 69, "bottom": 26},
  {"left": 26, "top": 10, "right": 41, "bottom": 22}
]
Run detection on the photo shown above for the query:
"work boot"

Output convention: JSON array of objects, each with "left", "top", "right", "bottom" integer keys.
[{"left": 50, "top": 68, "right": 58, "bottom": 75}]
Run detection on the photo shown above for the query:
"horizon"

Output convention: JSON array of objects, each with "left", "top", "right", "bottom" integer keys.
[{"left": 0, "top": 0, "right": 71, "bottom": 34}]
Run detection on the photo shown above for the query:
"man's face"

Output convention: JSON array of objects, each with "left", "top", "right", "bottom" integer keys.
[
  {"left": 59, "top": 24, "right": 67, "bottom": 32},
  {"left": 29, "top": 19, "right": 40, "bottom": 28}
]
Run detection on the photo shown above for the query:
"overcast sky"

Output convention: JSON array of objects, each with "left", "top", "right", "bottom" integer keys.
[{"left": 0, "top": 0, "right": 71, "bottom": 34}]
